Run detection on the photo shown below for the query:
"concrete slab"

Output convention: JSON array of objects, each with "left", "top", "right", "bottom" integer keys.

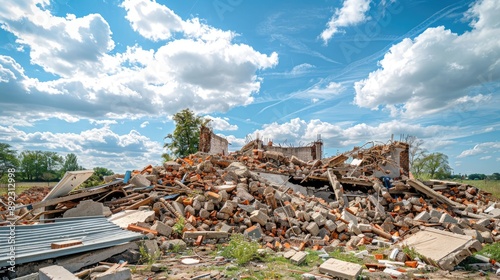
[
  {"left": 39, "top": 265, "right": 79, "bottom": 280},
  {"left": 319, "top": 258, "right": 362, "bottom": 280},
  {"left": 63, "top": 200, "right": 112, "bottom": 218},
  {"left": 290, "top": 251, "right": 307, "bottom": 265},
  {"left": 93, "top": 267, "right": 131, "bottom": 280},
  {"left": 108, "top": 210, "right": 155, "bottom": 228},
  {"left": 401, "top": 227, "right": 482, "bottom": 270}
]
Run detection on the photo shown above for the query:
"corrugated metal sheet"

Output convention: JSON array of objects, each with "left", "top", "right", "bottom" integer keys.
[
  {"left": 0, "top": 216, "right": 143, "bottom": 267},
  {"left": 42, "top": 170, "right": 94, "bottom": 201}
]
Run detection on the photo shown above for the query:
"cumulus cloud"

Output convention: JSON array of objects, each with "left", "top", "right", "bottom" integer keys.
[
  {"left": 354, "top": 0, "right": 500, "bottom": 118},
  {"left": 250, "top": 117, "right": 459, "bottom": 148},
  {"left": 0, "top": 124, "right": 163, "bottom": 172},
  {"left": 205, "top": 116, "right": 238, "bottom": 131},
  {"left": 457, "top": 142, "right": 500, "bottom": 158},
  {"left": 320, "top": 0, "right": 372, "bottom": 44},
  {"left": 0, "top": 0, "right": 278, "bottom": 123}
]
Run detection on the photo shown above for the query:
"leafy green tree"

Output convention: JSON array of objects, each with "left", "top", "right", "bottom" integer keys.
[
  {"left": 468, "top": 173, "right": 486, "bottom": 180},
  {"left": 489, "top": 173, "right": 500, "bottom": 180},
  {"left": 19, "top": 150, "right": 63, "bottom": 181},
  {"left": 0, "top": 143, "right": 19, "bottom": 178},
  {"left": 423, "top": 153, "right": 451, "bottom": 179},
  {"left": 81, "top": 167, "right": 114, "bottom": 188},
  {"left": 164, "top": 108, "right": 208, "bottom": 158},
  {"left": 61, "top": 153, "right": 83, "bottom": 174}
]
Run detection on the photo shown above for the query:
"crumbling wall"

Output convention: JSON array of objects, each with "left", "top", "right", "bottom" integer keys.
[
  {"left": 199, "top": 126, "right": 228, "bottom": 155},
  {"left": 266, "top": 144, "right": 322, "bottom": 161}
]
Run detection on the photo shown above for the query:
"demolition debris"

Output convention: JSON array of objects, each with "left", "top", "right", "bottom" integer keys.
[{"left": 1, "top": 140, "right": 499, "bottom": 279}]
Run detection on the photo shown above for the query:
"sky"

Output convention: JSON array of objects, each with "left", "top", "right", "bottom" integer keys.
[{"left": 0, "top": 0, "right": 499, "bottom": 175}]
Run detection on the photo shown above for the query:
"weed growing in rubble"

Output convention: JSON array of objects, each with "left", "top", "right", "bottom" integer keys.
[
  {"left": 138, "top": 243, "right": 161, "bottom": 269},
  {"left": 173, "top": 216, "right": 185, "bottom": 236},
  {"left": 328, "top": 249, "right": 364, "bottom": 265},
  {"left": 476, "top": 243, "right": 500, "bottom": 262},
  {"left": 221, "top": 234, "right": 259, "bottom": 265}
]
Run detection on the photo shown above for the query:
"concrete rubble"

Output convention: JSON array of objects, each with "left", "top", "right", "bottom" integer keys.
[{"left": 1, "top": 139, "right": 500, "bottom": 279}]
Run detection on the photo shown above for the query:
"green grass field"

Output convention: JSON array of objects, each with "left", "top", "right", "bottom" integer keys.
[{"left": 0, "top": 181, "right": 57, "bottom": 195}]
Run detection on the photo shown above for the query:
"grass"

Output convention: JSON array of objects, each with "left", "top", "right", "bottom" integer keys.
[
  {"left": 221, "top": 234, "right": 259, "bottom": 265},
  {"left": 328, "top": 249, "right": 365, "bottom": 265},
  {"left": 461, "top": 180, "right": 500, "bottom": 199},
  {"left": 0, "top": 182, "right": 56, "bottom": 195}
]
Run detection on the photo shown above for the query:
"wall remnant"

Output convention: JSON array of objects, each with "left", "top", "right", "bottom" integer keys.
[{"left": 198, "top": 126, "right": 229, "bottom": 155}]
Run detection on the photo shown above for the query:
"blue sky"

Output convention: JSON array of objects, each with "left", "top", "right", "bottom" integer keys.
[{"left": 0, "top": 0, "right": 499, "bottom": 175}]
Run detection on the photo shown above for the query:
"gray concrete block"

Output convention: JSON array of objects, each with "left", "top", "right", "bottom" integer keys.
[
  {"left": 414, "top": 211, "right": 430, "bottom": 222},
  {"left": 250, "top": 210, "right": 269, "bottom": 226},
  {"left": 39, "top": 265, "right": 79, "bottom": 280},
  {"left": 311, "top": 212, "right": 326, "bottom": 227},
  {"left": 284, "top": 250, "right": 297, "bottom": 259},
  {"left": 306, "top": 222, "right": 320, "bottom": 236},
  {"left": 130, "top": 174, "right": 151, "bottom": 188},
  {"left": 93, "top": 268, "right": 131, "bottom": 280},
  {"left": 151, "top": 221, "right": 172, "bottom": 237},
  {"left": 439, "top": 213, "right": 457, "bottom": 224},
  {"left": 63, "top": 200, "right": 112, "bottom": 218},
  {"left": 319, "top": 258, "right": 362, "bottom": 280},
  {"left": 290, "top": 251, "right": 307, "bottom": 265},
  {"left": 324, "top": 220, "right": 337, "bottom": 232}
]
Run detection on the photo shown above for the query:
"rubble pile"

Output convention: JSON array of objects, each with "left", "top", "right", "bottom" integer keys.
[{"left": 1, "top": 140, "right": 499, "bottom": 279}]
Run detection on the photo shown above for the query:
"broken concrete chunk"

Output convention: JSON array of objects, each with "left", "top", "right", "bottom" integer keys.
[
  {"left": 39, "top": 265, "right": 79, "bottom": 280},
  {"left": 250, "top": 210, "right": 269, "bottom": 226},
  {"left": 319, "top": 258, "right": 362, "bottom": 280},
  {"left": 290, "top": 251, "right": 307, "bottom": 265},
  {"left": 63, "top": 200, "right": 112, "bottom": 218},
  {"left": 151, "top": 221, "right": 172, "bottom": 237},
  {"left": 413, "top": 211, "right": 431, "bottom": 222},
  {"left": 311, "top": 212, "right": 326, "bottom": 227},
  {"left": 93, "top": 268, "right": 131, "bottom": 280},
  {"left": 401, "top": 227, "right": 482, "bottom": 271},
  {"left": 439, "top": 213, "right": 457, "bottom": 224},
  {"left": 306, "top": 222, "right": 320, "bottom": 236},
  {"left": 129, "top": 174, "right": 151, "bottom": 188}
]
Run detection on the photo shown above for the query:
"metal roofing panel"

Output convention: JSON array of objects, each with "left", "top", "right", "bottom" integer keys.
[
  {"left": 42, "top": 170, "right": 94, "bottom": 201},
  {"left": 0, "top": 216, "right": 143, "bottom": 267}
]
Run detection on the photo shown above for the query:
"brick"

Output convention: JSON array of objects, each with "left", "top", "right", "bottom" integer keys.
[
  {"left": 283, "top": 250, "right": 297, "bottom": 259},
  {"left": 93, "top": 267, "right": 132, "bottom": 280},
  {"left": 439, "top": 213, "right": 457, "bottom": 224},
  {"left": 324, "top": 220, "right": 337, "bottom": 232}
]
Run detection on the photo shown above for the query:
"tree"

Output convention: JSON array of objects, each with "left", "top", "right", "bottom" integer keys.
[
  {"left": 468, "top": 173, "right": 486, "bottom": 180},
  {"left": 19, "top": 150, "right": 63, "bottom": 181},
  {"left": 421, "top": 152, "right": 451, "bottom": 179},
  {"left": 405, "top": 136, "right": 427, "bottom": 168},
  {"left": 0, "top": 143, "right": 19, "bottom": 178},
  {"left": 81, "top": 167, "right": 114, "bottom": 188},
  {"left": 61, "top": 153, "right": 83, "bottom": 174},
  {"left": 164, "top": 108, "right": 208, "bottom": 158}
]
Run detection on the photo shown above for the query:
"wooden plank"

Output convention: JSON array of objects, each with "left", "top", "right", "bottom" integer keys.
[{"left": 407, "top": 179, "right": 464, "bottom": 209}]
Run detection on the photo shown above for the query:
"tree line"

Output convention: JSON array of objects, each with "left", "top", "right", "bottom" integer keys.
[
  {"left": 407, "top": 136, "right": 498, "bottom": 180},
  {"left": 0, "top": 143, "right": 113, "bottom": 186}
]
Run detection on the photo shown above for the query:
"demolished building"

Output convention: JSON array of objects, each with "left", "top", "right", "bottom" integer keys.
[{"left": 1, "top": 139, "right": 499, "bottom": 279}]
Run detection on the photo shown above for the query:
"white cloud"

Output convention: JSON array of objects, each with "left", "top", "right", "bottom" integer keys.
[
  {"left": 205, "top": 116, "right": 238, "bottom": 131},
  {"left": 248, "top": 118, "right": 459, "bottom": 148},
  {"left": 320, "top": 0, "right": 372, "bottom": 44},
  {"left": 289, "top": 63, "right": 315, "bottom": 76},
  {"left": 0, "top": 0, "right": 278, "bottom": 122},
  {"left": 140, "top": 121, "right": 149, "bottom": 128},
  {"left": 354, "top": 0, "right": 500, "bottom": 118},
  {"left": 480, "top": 156, "right": 492, "bottom": 160},
  {"left": 0, "top": 124, "right": 163, "bottom": 172},
  {"left": 457, "top": 142, "right": 500, "bottom": 158}
]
